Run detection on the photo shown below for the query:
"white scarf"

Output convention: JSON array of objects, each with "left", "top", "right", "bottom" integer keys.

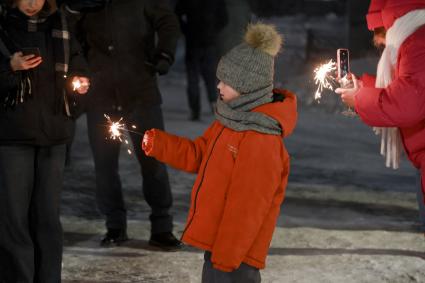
[{"left": 373, "top": 9, "right": 425, "bottom": 169}]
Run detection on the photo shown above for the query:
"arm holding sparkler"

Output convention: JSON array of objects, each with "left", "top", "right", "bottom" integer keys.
[
  {"left": 63, "top": 24, "right": 91, "bottom": 116},
  {"left": 142, "top": 125, "right": 216, "bottom": 173}
]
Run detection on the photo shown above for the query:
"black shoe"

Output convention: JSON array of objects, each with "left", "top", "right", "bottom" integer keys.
[
  {"left": 100, "top": 228, "right": 129, "bottom": 247},
  {"left": 149, "top": 232, "right": 182, "bottom": 251}
]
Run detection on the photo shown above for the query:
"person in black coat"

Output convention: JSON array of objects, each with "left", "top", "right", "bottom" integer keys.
[
  {"left": 0, "top": 0, "right": 90, "bottom": 282},
  {"left": 64, "top": 0, "right": 182, "bottom": 249},
  {"left": 175, "top": 0, "right": 228, "bottom": 120}
]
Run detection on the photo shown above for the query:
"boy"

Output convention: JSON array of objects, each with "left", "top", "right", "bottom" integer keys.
[{"left": 142, "top": 23, "right": 297, "bottom": 282}]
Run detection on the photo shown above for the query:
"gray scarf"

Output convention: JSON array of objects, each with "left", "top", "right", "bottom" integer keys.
[{"left": 215, "top": 86, "right": 282, "bottom": 135}]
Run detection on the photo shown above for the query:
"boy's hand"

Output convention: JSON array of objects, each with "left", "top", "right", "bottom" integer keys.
[
  {"left": 142, "top": 129, "right": 155, "bottom": 155},
  {"left": 10, "top": 52, "right": 42, "bottom": 71},
  {"left": 335, "top": 74, "right": 360, "bottom": 108}
]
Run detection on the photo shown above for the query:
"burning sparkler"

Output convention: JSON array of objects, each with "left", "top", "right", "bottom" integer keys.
[
  {"left": 314, "top": 59, "right": 337, "bottom": 101},
  {"left": 72, "top": 78, "right": 90, "bottom": 92},
  {"left": 72, "top": 80, "right": 81, "bottom": 91},
  {"left": 104, "top": 114, "right": 125, "bottom": 141},
  {"left": 103, "top": 114, "right": 143, "bottom": 155}
]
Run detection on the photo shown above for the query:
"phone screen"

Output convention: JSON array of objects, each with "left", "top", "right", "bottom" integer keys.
[
  {"left": 22, "top": 47, "right": 41, "bottom": 57},
  {"left": 337, "top": 49, "right": 350, "bottom": 79}
]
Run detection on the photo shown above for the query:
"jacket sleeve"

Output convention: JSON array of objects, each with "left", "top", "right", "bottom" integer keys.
[
  {"left": 147, "top": 124, "right": 216, "bottom": 173},
  {"left": 0, "top": 56, "right": 19, "bottom": 95},
  {"left": 211, "top": 133, "right": 285, "bottom": 272},
  {"left": 360, "top": 73, "right": 376, "bottom": 87},
  {"left": 65, "top": 16, "right": 90, "bottom": 117},
  {"left": 145, "top": 0, "right": 181, "bottom": 59},
  {"left": 355, "top": 36, "right": 425, "bottom": 127}
]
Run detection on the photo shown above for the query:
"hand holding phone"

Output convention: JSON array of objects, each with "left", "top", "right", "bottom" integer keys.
[
  {"left": 21, "top": 47, "right": 41, "bottom": 58},
  {"left": 10, "top": 51, "right": 42, "bottom": 71},
  {"left": 337, "top": 48, "right": 352, "bottom": 88}
]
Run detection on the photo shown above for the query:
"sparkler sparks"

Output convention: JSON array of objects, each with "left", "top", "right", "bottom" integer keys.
[
  {"left": 314, "top": 59, "right": 337, "bottom": 101},
  {"left": 103, "top": 114, "right": 144, "bottom": 155},
  {"left": 72, "top": 80, "right": 81, "bottom": 91},
  {"left": 104, "top": 114, "right": 125, "bottom": 141}
]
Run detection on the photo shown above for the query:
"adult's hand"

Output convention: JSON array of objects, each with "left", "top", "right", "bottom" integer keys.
[
  {"left": 335, "top": 74, "right": 360, "bottom": 108},
  {"left": 66, "top": 0, "right": 107, "bottom": 12},
  {"left": 10, "top": 52, "right": 42, "bottom": 71},
  {"left": 72, "top": 76, "right": 90, "bottom": 94}
]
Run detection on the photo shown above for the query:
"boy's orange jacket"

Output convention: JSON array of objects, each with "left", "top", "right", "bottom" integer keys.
[{"left": 145, "top": 90, "right": 297, "bottom": 272}]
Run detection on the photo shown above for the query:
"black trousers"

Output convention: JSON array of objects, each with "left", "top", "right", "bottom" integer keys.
[
  {"left": 185, "top": 44, "right": 219, "bottom": 115},
  {"left": 0, "top": 145, "right": 66, "bottom": 283},
  {"left": 202, "top": 252, "right": 261, "bottom": 283},
  {"left": 86, "top": 105, "right": 173, "bottom": 234}
]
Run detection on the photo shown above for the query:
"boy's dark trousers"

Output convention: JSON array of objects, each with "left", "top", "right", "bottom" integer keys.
[
  {"left": 0, "top": 145, "right": 66, "bottom": 283},
  {"left": 86, "top": 104, "right": 173, "bottom": 234},
  {"left": 185, "top": 45, "right": 218, "bottom": 117},
  {"left": 202, "top": 252, "right": 261, "bottom": 283}
]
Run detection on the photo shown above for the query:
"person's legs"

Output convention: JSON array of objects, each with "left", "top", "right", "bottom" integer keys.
[
  {"left": 417, "top": 170, "right": 425, "bottom": 233},
  {"left": 200, "top": 45, "right": 219, "bottom": 112},
  {"left": 31, "top": 145, "right": 66, "bottom": 283},
  {"left": 186, "top": 44, "right": 202, "bottom": 120},
  {"left": 0, "top": 146, "right": 35, "bottom": 283},
  {"left": 127, "top": 105, "right": 174, "bottom": 236},
  {"left": 201, "top": 252, "right": 261, "bottom": 283},
  {"left": 87, "top": 110, "right": 127, "bottom": 232}
]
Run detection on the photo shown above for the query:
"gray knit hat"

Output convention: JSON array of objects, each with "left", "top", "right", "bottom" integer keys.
[{"left": 216, "top": 23, "right": 283, "bottom": 94}]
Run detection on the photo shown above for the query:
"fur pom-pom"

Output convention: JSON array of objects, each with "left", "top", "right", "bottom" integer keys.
[{"left": 244, "top": 23, "right": 283, "bottom": 56}]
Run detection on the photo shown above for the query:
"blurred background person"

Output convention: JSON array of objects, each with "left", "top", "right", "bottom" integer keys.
[
  {"left": 64, "top": 0, "right": 183, "bottom": 249},
  {"left": 0, "top": 0, "right": 90, "bottom": 281},
  {"left": 175, "top": 0, "right": 228, "bottom": 121}
]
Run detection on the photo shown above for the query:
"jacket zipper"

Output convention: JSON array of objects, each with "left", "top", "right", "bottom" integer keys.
[{"left": 180, "top": 126, "right": 225, "bottom": 241}]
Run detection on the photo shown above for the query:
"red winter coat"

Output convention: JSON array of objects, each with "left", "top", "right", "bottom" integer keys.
[
  {"left": 355, "top": 12, "right": 425, "bottom": 200},
  {"left": 145, "top": 90, "right": 297, "bottom": 272}
]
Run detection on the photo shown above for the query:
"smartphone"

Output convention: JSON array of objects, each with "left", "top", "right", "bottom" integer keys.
[
  {"left": 21, "top": 47, "right": 41, "bottom": 57},
  {"left": 337, "top": 48, "right": 350, "bottom": 79}
]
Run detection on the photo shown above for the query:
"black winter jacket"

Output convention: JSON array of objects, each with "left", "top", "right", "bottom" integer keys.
[
  {"left": 72, "top": 0, "right": 180, "bottom": 111},
  {"left": 0, "top": 8, "right": 89, "bottom": 146}
]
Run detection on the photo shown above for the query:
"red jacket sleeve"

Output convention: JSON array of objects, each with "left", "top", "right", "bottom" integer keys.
[
  {"left": 211, "top": 132, "right": 285, "bottom": 272},
  {"left": 360, "top": 73, "right": 376, "bottom": 87},
  {"left": 355, "top": 32, "right": 425, "bottom": 127},
  {"left": 146, "top": 124, "right": 216, "bottom": 173}
]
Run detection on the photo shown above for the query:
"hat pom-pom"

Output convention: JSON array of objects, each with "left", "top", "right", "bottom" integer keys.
[{"left": 244, "top": 23, "right": 283, "bottom": 57}]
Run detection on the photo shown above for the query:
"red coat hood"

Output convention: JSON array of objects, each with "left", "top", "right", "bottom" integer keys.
[
  {"left": 253, "top": 89, "right": 298, "bottom": 138},
  {"left": 366, "top": 0, "right": 387, "bottom": 30},
  {"left": 382, "top": 0, "right": 425, "bottom": 29}
]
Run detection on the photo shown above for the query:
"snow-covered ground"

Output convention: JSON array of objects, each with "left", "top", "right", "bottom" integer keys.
[{"left": 61, "top": 58, "right": 424, "bottom": 282}]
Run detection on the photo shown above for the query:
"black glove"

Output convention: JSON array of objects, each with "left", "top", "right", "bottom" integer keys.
[
  {"left": 145, "top": 51, "right": 173, "bottom": 76},
  {"left": 66, "top": 0, "right": 107, "bottom": 13},
  {"left": 154, "top": 59, "right": 171, "bottom": 76}
]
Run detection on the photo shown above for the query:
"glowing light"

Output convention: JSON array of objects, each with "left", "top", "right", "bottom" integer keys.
[
  {"left": 104, "top": 114, "right": 144, "bottom": 155},
  {"left": 314, "top": 59, "right": 337, "bottom": 101},
  {"left": 72, "top": 80, "right": 81, "bottom": 91},
  {"left": 104, "top": 114, "right": 125, "bottom": 142}
]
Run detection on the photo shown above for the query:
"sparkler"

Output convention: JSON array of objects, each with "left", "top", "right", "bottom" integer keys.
[
  {"left": 72, "top": 80, "right": 81, "bottom": 91},
  {"left": 103, "top": 114, "right": 142, "bottom": 155},
  {"left": 313, "top": 59, "right": 337, "bottom": 101},
  {"left": 72, "top": 79, "right": 89, "bottom": 92}
]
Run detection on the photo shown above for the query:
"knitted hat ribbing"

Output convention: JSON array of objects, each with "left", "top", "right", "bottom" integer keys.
[{"left": 216, "top": 23, "right": 283, "bottom": 94}]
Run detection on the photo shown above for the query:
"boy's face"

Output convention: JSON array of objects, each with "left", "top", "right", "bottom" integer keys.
[
  {"left": 217, "top": 81, "right": 240, "bottom": 103},
  {"left": 17, "top": 0, "right": 46, "bottom": 16}
]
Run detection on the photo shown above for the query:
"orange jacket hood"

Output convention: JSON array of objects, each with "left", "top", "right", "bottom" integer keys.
[{"left": 253, "top": 89, "right": 298, "bottom": 138}]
